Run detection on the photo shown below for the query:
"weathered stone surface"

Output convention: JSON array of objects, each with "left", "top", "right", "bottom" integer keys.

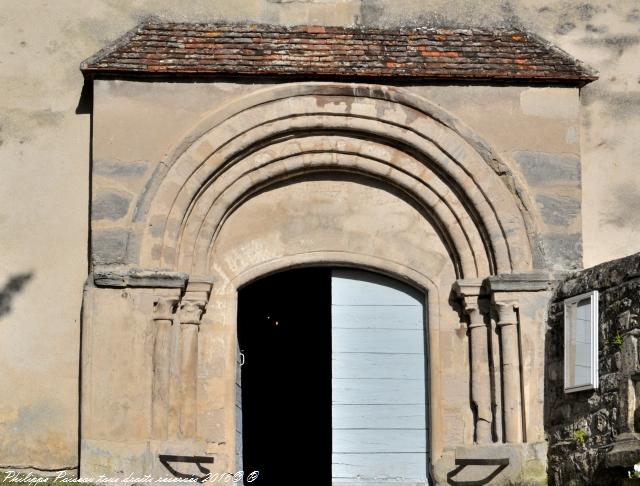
[
  {"left": 543, "top": 234, "right": 583, "bottom": 270},
  {"left": 91, "top": 228, "right": 129, "bottom": 265},
  {"left": 536, "top": 193, "right": 581, "bottom": 227},
  {"left": 92, "top": 191, "right": 131, "bottom": 220},
  {"left": 606, "top": 433, "right": 640, "bottom": 468},
  {"left": 486, "top": 271, "right": 567, "bottom": 293},
  {"left": 450, "top": 443, "right": 548, "bottom": 485},
  {"left": 514, "top": 151, "right": 581, "bottom": 186},
  {"left": 93, "top": 160, "right": 150, "bottom": 179},
  {"left": 93, "top": 265, "right": 189, "bottom": 288}
]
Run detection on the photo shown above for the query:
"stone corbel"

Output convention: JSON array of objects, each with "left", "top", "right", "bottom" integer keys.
[
  {"left": 178, "top": 278, "right": 214, "bottom": 439},
  {"left": 453, "top": 279, "right": 493, "bottom": 444}
]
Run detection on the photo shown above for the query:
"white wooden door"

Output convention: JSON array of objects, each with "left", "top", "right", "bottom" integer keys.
[{"left": 331, "top": 269, "right": 429, "bottom": 485}]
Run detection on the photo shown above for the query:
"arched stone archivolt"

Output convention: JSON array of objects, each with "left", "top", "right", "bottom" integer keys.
[
  {"left": 180, "top": 140, "right": 487, "bottom": 278},
  {"left": 130, "top": 83, "right": 537, "bottom": 278}
]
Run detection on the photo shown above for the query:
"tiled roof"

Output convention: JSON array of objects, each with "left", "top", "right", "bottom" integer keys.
[{"left": 81, "top": 22, "right": 597, "bottom": 85}]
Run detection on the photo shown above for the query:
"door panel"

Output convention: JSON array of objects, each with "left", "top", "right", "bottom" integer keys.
[
  {"left": 331, "top": 269, "right": 429, "bottom": 485},
  {"left": 333, "top": 352, "right": 425, "bottom": 380},
  {"left": 238, "top": 268, "right": 332, "bottom": 485},
  {"left": 332, "top": 453, "right": 429, "bottom": 485},
  {"left": 331, "top": 305, "right": 424, "bottom": 329},
  {"left": 333, "top": 404, "right": 427, "bottom": 430}
]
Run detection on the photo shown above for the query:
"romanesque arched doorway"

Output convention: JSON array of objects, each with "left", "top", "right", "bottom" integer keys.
[{"left": 81, "top": 75, "right": 573, "bottom": 484}]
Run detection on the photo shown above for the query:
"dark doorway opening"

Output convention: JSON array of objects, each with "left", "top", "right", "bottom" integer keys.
[{"left": 237, "top": 267, "right": 332, "bottom": 485}]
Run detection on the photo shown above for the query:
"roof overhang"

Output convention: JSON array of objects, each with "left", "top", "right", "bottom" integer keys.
[{"left": 81, "top": 22, "right": 598, "bottom": 86}]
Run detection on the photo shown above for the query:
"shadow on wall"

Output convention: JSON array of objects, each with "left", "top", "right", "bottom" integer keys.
[{"left": 0, "top": 272, "right": 33, "bottom": 319}]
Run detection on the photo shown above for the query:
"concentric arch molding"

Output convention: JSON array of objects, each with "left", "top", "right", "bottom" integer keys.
[{"left": 125, "top": 82, "right": 538, "bottom": 278}]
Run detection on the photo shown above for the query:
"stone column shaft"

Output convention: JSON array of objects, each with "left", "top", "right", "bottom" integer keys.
[
  {"left": 496, "top": 301, "right": 522, "bottom": 443},
  {"left": 151, "top": 290, "right": 180, "bottom": 439},
  {"left": 179, "top": 309, "right": 201, "bottom": 438},
  {"left": 468, "top": 305, "right": 493, "bottom": 443},
  {"left": 453, "top": 279, "right": 493, "bottom": 444},
  {"left": 177, "top": 279, "right": 213, "bottom": 439}
]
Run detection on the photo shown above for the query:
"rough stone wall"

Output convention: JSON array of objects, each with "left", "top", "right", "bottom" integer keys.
[
  {"left": 2, "top": 0, "right": 640, "bottom": 473},
  {"left": 545, "top": 252, "right": 640, "bottom": 485}
]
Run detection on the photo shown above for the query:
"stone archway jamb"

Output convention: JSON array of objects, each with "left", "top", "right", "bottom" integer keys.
[
  {"left": 93, "top": 265, "right": 213, "bottom": 440},
  {"left": 454, "top": 271, "right": 566, "bottom": 449}
]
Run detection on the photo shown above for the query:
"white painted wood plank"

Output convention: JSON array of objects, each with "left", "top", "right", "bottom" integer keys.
[
  {"left": 332, "top": 328, "right": 425, "bottom": 354},
  {"left": 332, "top": 378, "right": 426, "bottom": 405},
  {"left": 331, "top": 304, "right": 424, "bottom": 330},
  {"left": 332, "top": 453, "right": 429, "bottom": 482},
  {"left": 333, "top": 429, "right": 427, "bottom": 453},
  {"left": 332, "top": 269, "right": 423, "bottom": 306},
  {"left": 332, "top": 353, "right": 425, "bottom": 380},
  {"left": 332, "top": 404, "right": 427, "bottom": 429},
  {"left": 332, "top": 269, "right": 428, "bottom": 485}
]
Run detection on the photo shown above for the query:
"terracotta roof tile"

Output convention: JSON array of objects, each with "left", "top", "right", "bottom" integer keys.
[{"left": 81, "top": 22, "right": 597, "bottom": 85}]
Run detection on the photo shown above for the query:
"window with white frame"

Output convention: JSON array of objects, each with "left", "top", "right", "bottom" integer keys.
[{"left": 564, "top": 290, "right": 599, "bottom": 393}]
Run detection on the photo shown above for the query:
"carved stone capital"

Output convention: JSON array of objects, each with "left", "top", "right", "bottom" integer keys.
[
  {"left": 494, "top": 301, "right": 519, "bottom": 327},
  {"left": 452, "top": 279, "right": 487, "bottom": 327},
  {"left": 180, "top": 300, "right": 207, "bottom": 325},
  {"left": 153, "top": 289, "right": 181, "bottom": 322},
  {"left": 179, "top": 278, "right": 214, "bottom": 326},
  {"left": 453, "top": 279, "right": 485, "bottom": 300}
]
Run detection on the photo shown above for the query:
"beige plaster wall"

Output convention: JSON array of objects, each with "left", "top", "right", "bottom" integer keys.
[{"left": 1, "top": 0, "right": 639, "bottom": 472}]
